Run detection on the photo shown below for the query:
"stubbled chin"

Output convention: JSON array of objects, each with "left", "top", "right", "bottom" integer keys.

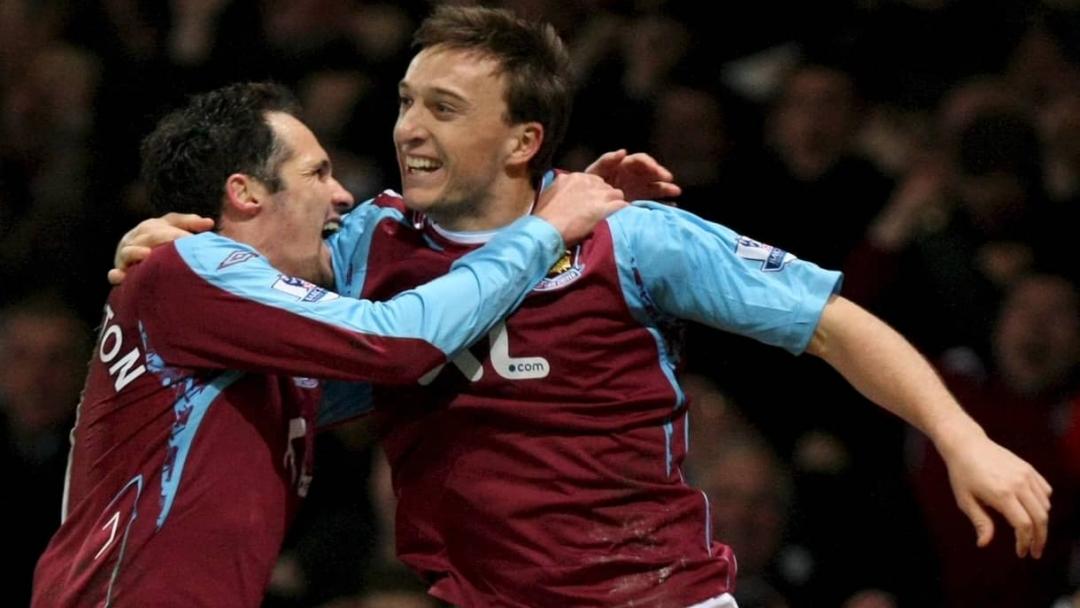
[{"left": 401, "top": 184, "right": 439, "bottom": 211}]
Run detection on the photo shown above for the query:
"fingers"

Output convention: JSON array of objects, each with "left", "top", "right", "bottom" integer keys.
[
  {"left": 1036, "top": 471, "right": 1053, "bottom": 496},
  {"left": 960, "top": 484, "right": 1048, "bottom": 559},
  {"left": 638, "top": 182, "right": 683, "bottom": 200},
  {"left": 108, "top": 244, "right": 152, "bottom": 285},
  {"left": 162, "top": 212, "right": 215, "bottom": 232},
  {"left": 620, "top": 153, "right": 673, "bottom": 182},
  {"left": 130, "top": 223, "right": 197, "bottom": 249},
  {"left": 583, "top": 149, "right": 627, "bottom": 177},
  {"left": 945, "top": 436, "right": 1055, "bottom": 560},
  {"left": 999, "top": 495, "right": 1037, "bottom": 558},
  {"left": 988, "top": 484, "right": 1049, "bottom": 559},
  {"left": 110, "top": 214, "right": 210, "bottom": 286},
  {"left": 604, "top": 153, "right": 681, "bottom": 201},
  {"left": 535, "top": 173, "right": 627, "bottom": 246},
  {"left": 120, "top": 215, "right": 211, "bottom": 252},
  {"left": 957, "top": 493, "right": 995, "bottom": 549},
  {"left": 117, "top": 245, "right": 152, "bottom": 271},
  {"left": 1016, "top": 482, "right": 1050, "bottom": 559},
  {"left": 1030, "top": 476, "right": 1051, "bottom": 512}
]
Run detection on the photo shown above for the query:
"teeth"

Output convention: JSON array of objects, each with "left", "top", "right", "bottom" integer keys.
[
  {"left": 322, "top": 220, "right": 341, "bottom": 235},
  {"left": 406, "top": 156, "right": 442, "bottom": 171}
]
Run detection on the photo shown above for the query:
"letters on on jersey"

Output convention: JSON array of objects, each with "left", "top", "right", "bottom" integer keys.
[
  {"left": 734, "top": 236, "right": 795, "bottom": 272},
  {"left": 418, "top": 321, "right": 550, "bottom": 384},
  {"left": 99, "top": 305, "right": 146, "bottom": 392},
  {"left": 488, "top": 322, "right": 549, "bottom": 380}
]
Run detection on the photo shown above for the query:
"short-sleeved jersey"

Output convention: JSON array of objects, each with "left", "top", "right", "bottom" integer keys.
[
  {"left": 32, "top": 218, "right": 562, "bottom": 608},
  {"left": 330, "top": 188, "right": 842, "bottom": 607}
]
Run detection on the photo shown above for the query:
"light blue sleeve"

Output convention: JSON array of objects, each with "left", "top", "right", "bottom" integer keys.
[
  {"left": 174, "top": 214, "right": 564, "bottom": 361},
  {"left": 607, "top": 202, "right": 842, "bottom": 355},
  {"left": 324, "top": 195, "right": 408, "bottom": 295}
]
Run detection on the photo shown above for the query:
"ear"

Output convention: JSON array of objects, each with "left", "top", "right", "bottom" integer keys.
[
  {"left": 505, "top": 122, "right": 544, "bottom": 169},
  {"left": 223, "top": 173, "right": 266, "bottom": 218}
]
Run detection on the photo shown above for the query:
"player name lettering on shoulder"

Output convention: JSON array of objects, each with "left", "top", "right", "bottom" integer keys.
[{"left": 99, "top": 304, "right": 147, "bottom": 392}]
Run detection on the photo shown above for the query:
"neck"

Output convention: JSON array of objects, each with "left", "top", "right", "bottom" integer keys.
[{"left": 429, "top": 174, "right": 537, "bottom": 232}]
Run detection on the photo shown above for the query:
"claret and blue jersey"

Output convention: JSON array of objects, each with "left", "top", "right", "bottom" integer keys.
[
  {"left": 32, "top": 217, "right": 563, "bottom": 607},
  {"left": 325, "top": 173, "right": 842, "bottom": 607},
  {"left": 33, "top": 170, "right": 838, "bottom": 606}
]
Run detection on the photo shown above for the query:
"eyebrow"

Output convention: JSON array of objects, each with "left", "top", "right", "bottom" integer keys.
[{"left": 399, "top": 81, "right": 469, "bottom": 105}]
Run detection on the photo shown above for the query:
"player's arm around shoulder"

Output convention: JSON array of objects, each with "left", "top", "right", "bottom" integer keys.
[{"left": 129, "top": 230, "right": 450, "bottom": 382}]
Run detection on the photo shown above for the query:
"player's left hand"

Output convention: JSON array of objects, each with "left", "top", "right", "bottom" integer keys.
[
  {"left": 585, "top": 149, "right": 681, "bottom": 201},
  {"left": 941, "top": 430, "right": 1052, "bottom": 559}
]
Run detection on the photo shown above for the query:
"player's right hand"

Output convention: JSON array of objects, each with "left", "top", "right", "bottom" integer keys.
[
  {"left": 941, "top": 428, "right": 1052, "bottom": 559},
  {"left": 534, "top": 173, "right": 626, "bottom": 246},
  {"left": 108, "top": 213, "right": 214, "bottom": 285}
]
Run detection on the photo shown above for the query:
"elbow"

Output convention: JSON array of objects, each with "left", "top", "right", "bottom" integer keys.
[{"left": 341, "top": 333, "right": 448, "bottom": 385}]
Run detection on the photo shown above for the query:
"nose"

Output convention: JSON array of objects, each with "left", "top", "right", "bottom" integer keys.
[
  {"left": 331, "top": 178, "right": 355, "bottom": 213},
  {"left": 394, "top": 104, "right": 427, "bottom": 147}
]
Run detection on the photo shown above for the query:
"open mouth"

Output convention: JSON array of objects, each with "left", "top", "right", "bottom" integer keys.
[
  {"left": 321, "top": 219, "right": 342, "bottom": 238},
  {"left": 404, "top": 155, "right": 443, "bottom": 174}
]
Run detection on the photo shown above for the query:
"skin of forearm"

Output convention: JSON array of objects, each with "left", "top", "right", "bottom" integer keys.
[{"left": 807, "top": 296, "right": 987, "bottom": 455}]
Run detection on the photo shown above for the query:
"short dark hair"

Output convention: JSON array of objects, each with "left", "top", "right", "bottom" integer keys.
[
  {"left": 414, "top": 6, "right": 572, "bottom": 182},
  {"left": 140, "top": 82, "right": 302, "bottom": 221}
]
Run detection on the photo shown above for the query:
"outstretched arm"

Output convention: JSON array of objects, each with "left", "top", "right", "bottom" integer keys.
[
  {"left": 606, "top": 203, "right": 1051, "bottom": 559},
  {"left": 807, "top": 295, "right": 1052, "bottom": 559}
]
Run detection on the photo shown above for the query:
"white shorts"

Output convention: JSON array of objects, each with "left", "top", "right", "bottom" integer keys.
[{"left": 686, "top": 593, "right": 738, "bottom": 608}]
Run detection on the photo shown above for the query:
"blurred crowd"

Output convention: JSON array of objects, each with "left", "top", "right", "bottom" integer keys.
[{"left": 3, "top": 0, "right": 1080, "bottom": 606}]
